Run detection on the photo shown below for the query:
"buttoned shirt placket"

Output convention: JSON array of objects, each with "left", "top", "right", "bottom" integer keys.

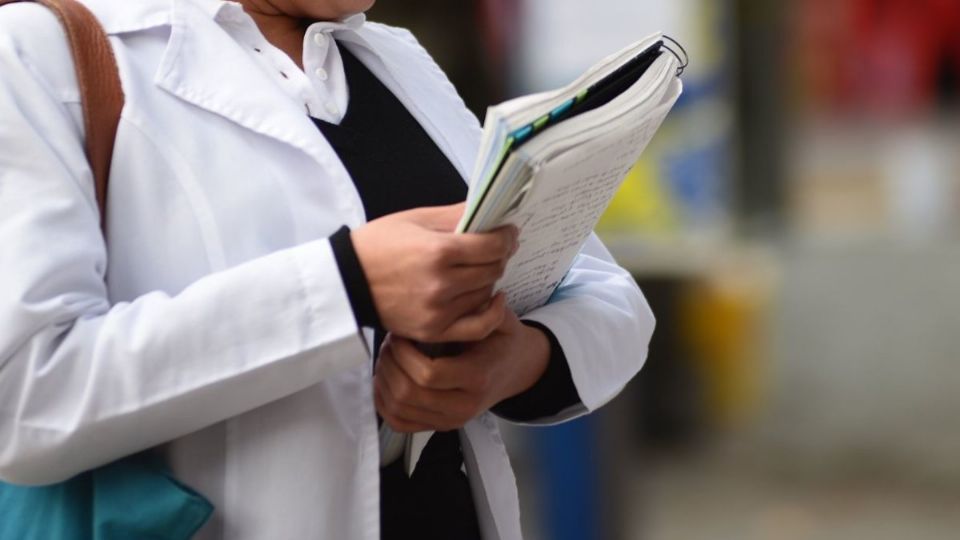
[{"left": 211, "top": 2, "right": 358, "bottom": 124}]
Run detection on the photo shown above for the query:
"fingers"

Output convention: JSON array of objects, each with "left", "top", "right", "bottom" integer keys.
[
  {"left": 444, "top": 261, "right": 506, "bottom": 298},
  {"left": 357, "top": 203, "right": 516, "bottom": 342},
  {"left": 389, "top": 337, "right": 478, "bottom": 391},
  {"left": 426, "top": 293, "right": 507, "bottom": 343},
  {"left": 445, "top": 286, "right": 496, "bottom": 316},
  {"left": 424, "top": 259, "right": 504, "bottom": 306},
  {"left": 377, "top": 350, "right": 449, "bottom": 414},
  {"left": 375, "top": 342, "right": 470, "bottom": 432},
  {"left": 443, "top": 226, "right": 518, "bottom": 266},
  {"left": 375, "top": 372, "right": 451, "bottom": 429},
  {"left": 402, "top": 287, "right": 494, "bottom": 343},
  {"left": 374, "top": 389, "right": 435, "bottom": 433}
]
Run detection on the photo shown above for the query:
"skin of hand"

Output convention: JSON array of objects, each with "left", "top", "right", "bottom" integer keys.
[
  {"left": 373, "top": 308, "right": 551, "bottom": 433},
  {"left": 352, "top": 203, "right": 519, "bottom": 343}
]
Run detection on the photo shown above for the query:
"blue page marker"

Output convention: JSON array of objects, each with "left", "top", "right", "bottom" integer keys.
[
  {"left": 513, "top": 124, "right": 535, "bottom": 144},
  {"left": 550, "top": 98, "right": 575, "bottom": 121}
]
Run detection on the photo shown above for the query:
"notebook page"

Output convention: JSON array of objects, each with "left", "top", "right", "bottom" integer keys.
[{"left": 494, "top": 81, "right": 681, "bottom": 314}]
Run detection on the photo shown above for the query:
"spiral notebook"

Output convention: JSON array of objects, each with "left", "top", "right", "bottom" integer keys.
[{"left": 459, "top": 33, "right": 685, "bottom": 314}]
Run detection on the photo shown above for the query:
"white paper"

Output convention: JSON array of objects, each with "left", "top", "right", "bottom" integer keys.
[{"left": 492, "top": 88, "right": 679, "bottom": 315}]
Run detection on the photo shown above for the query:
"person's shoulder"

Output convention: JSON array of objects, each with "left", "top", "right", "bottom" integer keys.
[
  {"left": 0, "top": 3, "right": 78, "bottom": 100},
  {"left": 0, "top": 0, "right": 167, "bottom": 101},
  {"left": 0, "top": 0, "right": 147, "bottom": 47},
  {"left": 0, "top": 0, "right": 172, "bottom": 40},
  {"left": 0, "top": 2, "right": 68, "bottom": 47}
]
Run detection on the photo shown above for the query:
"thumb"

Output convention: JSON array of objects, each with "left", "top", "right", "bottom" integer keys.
[{"left": 407, "top": 202, "right": 466, "bottom": 232}]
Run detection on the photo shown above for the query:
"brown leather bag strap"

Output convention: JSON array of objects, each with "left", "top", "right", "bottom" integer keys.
[{"left": 0, "top": 0, "right": 124, "bottom": 233}]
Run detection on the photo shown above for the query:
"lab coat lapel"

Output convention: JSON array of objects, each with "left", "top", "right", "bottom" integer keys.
[{"left": 155, "top": 0, "right": 332, "bottom": 169}]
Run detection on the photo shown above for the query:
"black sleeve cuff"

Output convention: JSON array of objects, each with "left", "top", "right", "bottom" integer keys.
[
  {"left": 330, "top": 226, "right": 382, "bottom": 330},
  {"left": 491, "top": 320, "right": 583, "bottom": 421}
]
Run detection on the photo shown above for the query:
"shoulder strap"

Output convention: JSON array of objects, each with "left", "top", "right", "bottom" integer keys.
[{"left": 0, "top": 0, "right": 124, "bottom": 233}]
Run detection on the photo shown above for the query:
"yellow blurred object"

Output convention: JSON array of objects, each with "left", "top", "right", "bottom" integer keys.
[
  {"left": 678, "top": 251, "right": 777, "bottom": 428},
  {"left": 597, "top": 158, "right": 678, "bottom": 235}
]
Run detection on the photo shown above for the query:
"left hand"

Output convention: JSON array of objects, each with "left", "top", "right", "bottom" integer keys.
[{"left": 373, "top": 308, "right": 551, "bottom": 433}]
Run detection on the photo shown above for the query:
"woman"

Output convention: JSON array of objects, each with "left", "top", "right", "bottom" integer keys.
[{"left": 0, "top": 0, "right": 655, "bottom": 538}]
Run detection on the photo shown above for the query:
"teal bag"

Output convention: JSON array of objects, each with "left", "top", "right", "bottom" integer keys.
[
  {"left": 0, "top": 1, "right": 213, "bottom": 538},
  {"left": 0, "top": 454, "right": 213, "bottom": 540}
]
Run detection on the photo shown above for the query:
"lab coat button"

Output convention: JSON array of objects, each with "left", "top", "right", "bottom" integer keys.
[
  {"left": 315, "top": 67, "right": 329, "bottom": 81},
  {"left": 313, "top": 33, "right": 327, "bottom": 46},
  {"left": 325, "top": 102, "right": 340, "bottom": 116}
]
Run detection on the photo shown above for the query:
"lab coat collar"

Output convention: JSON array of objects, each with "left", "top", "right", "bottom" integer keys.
[
  {"left": 155, "top": 0, "right": 350, "bottom": 171},
  {"left": 80, "top": 0, "right": 368, "bottom": 172},
  {"left": 79, "top": 1, "right": 311, "bottom": 149},
  {"left": 80, "top": 0, "right": 476, "bottom": 181}
]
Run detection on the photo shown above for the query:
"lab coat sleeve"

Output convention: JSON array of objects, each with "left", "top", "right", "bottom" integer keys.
[
  {"left": 518, "top": 234, "right": 655, "bottom": 425},
  {"left": 0, "top": 31, "right": 368, "bottom": 485}
]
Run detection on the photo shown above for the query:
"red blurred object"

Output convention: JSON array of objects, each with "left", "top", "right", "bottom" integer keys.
[
  {"left": 476, "top": 0, "right": 521, "bottom": 93},
  {"left": 793, "top": 0, "right": 960, "bottom": 117}
]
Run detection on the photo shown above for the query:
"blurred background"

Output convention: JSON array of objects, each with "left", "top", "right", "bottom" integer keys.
[{"left": 370, "top": 1, "right": 960, "bottom": 538}]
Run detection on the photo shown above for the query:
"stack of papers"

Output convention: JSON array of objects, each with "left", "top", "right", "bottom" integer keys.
[
  {"left": 459, "top": 33, "right": 684, "bottom": 315},
  {"left": 395, "top": 34, "right": 685, "bottom": 476}
]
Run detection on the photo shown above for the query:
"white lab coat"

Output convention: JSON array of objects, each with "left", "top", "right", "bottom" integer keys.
[{"left": 0, "top": 0, "right": 655, "bottom": 538}]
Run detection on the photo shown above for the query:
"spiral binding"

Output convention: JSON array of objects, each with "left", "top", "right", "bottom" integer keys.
[{"left": 662, "top": 34, "right": 690, "bottom": 77}]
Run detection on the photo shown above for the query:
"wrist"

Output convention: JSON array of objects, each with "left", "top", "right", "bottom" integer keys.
[
  {"left": 490, "top": 320, "right": 582, "bottom": 421},
  {"left": 503, "top": 324, "right": 551, "bottom": 400}
]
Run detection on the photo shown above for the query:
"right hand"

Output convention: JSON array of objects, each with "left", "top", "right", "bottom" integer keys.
[{"left": 351, "top": 203, "right": 518, "bottom": 343}]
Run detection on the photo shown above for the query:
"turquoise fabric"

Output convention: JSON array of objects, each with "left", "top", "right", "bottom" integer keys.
[{"left": 0, "top": 455, "right": 213, "bottom": 540}]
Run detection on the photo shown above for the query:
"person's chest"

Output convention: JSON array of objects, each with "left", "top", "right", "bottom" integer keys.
[
  {"left": 97, "top": 22, "right": 479, "bottom": 303},
  {"left": 313, "top": 45, "right": 468, "bottom": 221}
]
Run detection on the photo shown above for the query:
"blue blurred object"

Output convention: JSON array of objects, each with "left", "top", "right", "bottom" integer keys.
[{"left": 531, "top": 415, "right": 604, "bottom": 540}]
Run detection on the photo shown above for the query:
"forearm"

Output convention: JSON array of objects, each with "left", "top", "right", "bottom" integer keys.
[{"left": 0, "top": 240, "right": 366, "bottom": 485}]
